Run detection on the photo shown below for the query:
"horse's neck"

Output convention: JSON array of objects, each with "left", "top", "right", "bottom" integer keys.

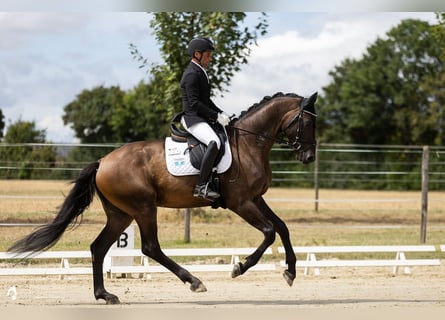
[{"left": 237, "top": 100, "right": 294, "bottom": 140}]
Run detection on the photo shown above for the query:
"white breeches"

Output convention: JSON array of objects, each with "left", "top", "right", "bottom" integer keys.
[{"left": 181, "top": 118, "right": 221, "bottom": 149}]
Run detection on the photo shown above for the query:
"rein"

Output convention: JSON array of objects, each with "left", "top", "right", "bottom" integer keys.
[
  {"left": 227, "top": 125, "right": 292, "bottom": 147},
  {"left": 227, "top": 109, "right": 316, "bottom": 182},
  {"left": 228, "top": 109, "right": 317, "bottom": 149}
]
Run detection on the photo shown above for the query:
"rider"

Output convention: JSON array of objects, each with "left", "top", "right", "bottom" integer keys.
[{"left": 180, "top": 37, "right": 231, "bottom": 200}]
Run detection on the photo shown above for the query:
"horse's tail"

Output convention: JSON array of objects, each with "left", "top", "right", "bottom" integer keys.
[{"left": 8, "top": 161, "right": 100, "bottom": 254}]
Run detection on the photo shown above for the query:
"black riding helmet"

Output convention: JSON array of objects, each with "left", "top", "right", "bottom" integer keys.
[{"left": 187, "top": 38, "right": 215, "bottom": 57}]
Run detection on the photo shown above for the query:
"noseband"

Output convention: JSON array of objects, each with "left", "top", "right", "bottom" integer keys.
[{"left": 282, "top": 109, "right": 317, "bottom": 152}]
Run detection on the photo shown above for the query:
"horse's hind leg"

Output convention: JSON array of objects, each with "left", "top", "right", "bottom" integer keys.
[
  {"left": 135, "top": 205, "right": 207, "bottom": 293},
  {"left": 90, "top": 201, "right": 133, "bottom": 304}
]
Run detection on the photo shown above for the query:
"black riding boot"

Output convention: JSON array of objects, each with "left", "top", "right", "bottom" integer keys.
[{"left": 194, "top": 141, "right": 220, "bottom": 200}]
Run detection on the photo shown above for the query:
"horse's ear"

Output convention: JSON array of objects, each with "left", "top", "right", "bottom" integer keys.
[{"left": 302, "top": 92, "right": 318, "bottom": 114}]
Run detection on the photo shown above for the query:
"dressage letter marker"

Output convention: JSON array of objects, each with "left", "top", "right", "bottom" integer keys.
[{"left": 107, "top": 225, "right": 135, "bottom": 278}]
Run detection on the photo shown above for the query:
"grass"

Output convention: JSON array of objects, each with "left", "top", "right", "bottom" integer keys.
[{"left": 0, "top": 180, "right": 444, "bottom": 260}]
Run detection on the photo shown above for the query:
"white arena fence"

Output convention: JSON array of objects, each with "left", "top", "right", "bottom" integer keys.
[
  {"left": 0, "top": 245, "right": 442, "bottom": 279},
  {"left": 278, "top": 245, "right": 442, "bottom": 276},
  {"left": 0, "top": 247, "right": 275, "bottom": 279}
]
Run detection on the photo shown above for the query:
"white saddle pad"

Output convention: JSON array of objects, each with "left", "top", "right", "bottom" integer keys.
[{"left": 165, "top": 137, "right": 232, "bottom": 176}]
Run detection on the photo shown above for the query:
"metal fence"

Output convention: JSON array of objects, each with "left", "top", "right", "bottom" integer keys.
[
  {"left": 1, "top": 142, "right": 445, "bottom": 191},
  {"left": 274, "top": 143, "right": 445, "bottom": 191},
  {"left": 1, "top": 142, "right": 443, "bottom": 244}
]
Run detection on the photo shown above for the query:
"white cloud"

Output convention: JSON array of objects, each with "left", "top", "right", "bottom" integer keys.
[
  {"left": 0, "top": 12, "right": 439, "bottom": 142},
  {"left": 0, "top": 13, "right": 90, "bottom": 49},
  {"left": 0, "top": 12, "right": 153, "bottom": 142},
  {"left": 214, "top": 12, "right": 438, "bottom": 115},
  {"left": 38, "top": 115, "right": 77, "bottom": 143}
]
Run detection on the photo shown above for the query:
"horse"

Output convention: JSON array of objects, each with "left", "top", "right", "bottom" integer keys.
[{"left": 9, "top": 91, "right": 317, "bottom": 304}]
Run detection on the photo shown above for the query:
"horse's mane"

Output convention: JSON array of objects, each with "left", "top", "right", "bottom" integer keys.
[{"left": 236, "top": 92, "right": 303, "bottom": 121}]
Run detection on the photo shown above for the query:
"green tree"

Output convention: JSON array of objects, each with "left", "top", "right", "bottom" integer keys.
[
  {"left": 319, "top": 19, "right": 443, "bottom": 146},
  {"left": 63, "top": 85, "right": 125, "bottom": 143},
  {"left": 112, "top": 80, "right": 169, "bottom": 141},
  {"left": 63, "top": 14, "right": 267, "bottom": 145},
  {"left": 0, "top": 109, "right": 5, "bottom": 140},
  {"left": 433, "top": 12, "right": 445, "bottom": 60},
  {"left": 130, "top": 12, "right": 268, "bottom": 120},
  {"left": 0, "top": 120, "right": 56, "bottom": 179},
  {"left": 62, "top": 86, "right": 125, "bottom": 162},
  {"left": 62, "top": 81, "right": 169, "bottom": 144},
  {"left": 316, "top": 19, "right": 444, "bottom": 190}
]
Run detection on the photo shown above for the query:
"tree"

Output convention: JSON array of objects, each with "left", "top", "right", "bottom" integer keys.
[
  {"left": 130, "top": 12, "right": 268, "bottom": 120},
  {"left": 315, "top": 19, "right": 445, "bottom": 190},
  {"left": 433, "top": 12, "right": 445, "bottom": 60},
  {"left": 0, "top": 120, "right": 56, "bottom": 179},
  {"left": 63, "top": 85, "right": 125, "bottom": 143},
  {"left": 112, "top": 80, "right": 169, "bottom": 141},
  {"left": 62, "top": 13, "right": 267, "bottom": 146},
  {"left": 63, "top": 85, "right": 123, "bottom": 158},
  {"left": 0, "top": 109, "right": 5, "bottom": 140},
  {"left": 62, "top": 86, "right": 126, "bottom": 162},
  {"left": 62, "top": 81, "right": 169, "bottom": 143},
  {"left": 318, "top": 19, "right": 444, "bottom": 146}
]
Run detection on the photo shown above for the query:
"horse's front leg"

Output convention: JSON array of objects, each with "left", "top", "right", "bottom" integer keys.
[
  {"left": 230, "top": 200, "right": 276, "bottom": 278},
  {"left": 256, "top": 197, "right": 296, "bottom": 286}
]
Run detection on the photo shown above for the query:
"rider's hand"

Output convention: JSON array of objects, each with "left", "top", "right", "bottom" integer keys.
[{"left": 217, "top": 112, "right": 230, "bottom": 126}]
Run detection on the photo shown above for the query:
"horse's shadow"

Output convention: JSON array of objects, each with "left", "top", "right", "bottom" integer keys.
[{"left": 72, "top": 297, "right": 442, "bottom": 307}]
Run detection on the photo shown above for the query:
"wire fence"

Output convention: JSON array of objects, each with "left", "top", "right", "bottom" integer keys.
[
  {"left": 272, "top": 143, "right": 445, "bottom": 191},
  {"left": 0, "top": 142, "right": 444, "bottom": 191},
  {"left": 2, "top": 142, "right": 444, "bottom": 243}
]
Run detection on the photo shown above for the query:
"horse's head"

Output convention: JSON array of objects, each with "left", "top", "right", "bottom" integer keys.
[{"left": 282, "top": 92, "right": 317, "bottom": 164}]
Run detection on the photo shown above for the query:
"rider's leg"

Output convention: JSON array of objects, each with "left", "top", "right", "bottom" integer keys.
[
  {"left": 181, "top": 120, "right": 221, "bottom": 200},
  {"left": 194, "top": 140, "right": 220, "bottom": 199}
]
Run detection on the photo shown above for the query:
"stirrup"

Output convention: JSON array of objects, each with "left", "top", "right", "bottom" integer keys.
[{"left": 193, "top": 183, "right": 220, "bottom": 200}]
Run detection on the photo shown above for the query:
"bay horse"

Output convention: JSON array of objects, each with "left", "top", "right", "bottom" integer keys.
[{"left": 9, "top": 91, "right": 317, "bottom": 304}]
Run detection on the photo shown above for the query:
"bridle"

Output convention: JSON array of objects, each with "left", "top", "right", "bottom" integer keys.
[
  {"left": 227, "top": 107, "right": 316, "bottom": 183},
  {"left": 282, "top": 108, "right": 317, "bottom": 152},
  {"left": 229, "top": 107, "right": 317, "bottom": 152}
]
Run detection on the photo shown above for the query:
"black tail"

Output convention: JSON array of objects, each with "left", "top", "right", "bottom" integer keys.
[{"left": 8, "top": 161, "right": 100, "bottom": 254}]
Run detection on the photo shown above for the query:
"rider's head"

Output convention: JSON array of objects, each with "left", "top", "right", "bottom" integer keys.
[{"left": 187, "top": 38, "right": 214, "bottom": 69}]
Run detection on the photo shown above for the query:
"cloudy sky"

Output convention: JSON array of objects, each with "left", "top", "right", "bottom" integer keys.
[{"left": 0, "top": 11, "right": 438, "bottom": 142}]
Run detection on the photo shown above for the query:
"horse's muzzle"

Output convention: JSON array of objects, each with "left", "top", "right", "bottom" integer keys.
[{"left": 296, "top": 148, "right": 316, "bottom": 164}]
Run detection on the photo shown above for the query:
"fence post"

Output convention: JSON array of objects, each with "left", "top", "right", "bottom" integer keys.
[
  {"left": 420, "top": 146, "right": 429, "bottom": 243},
  {"left": 314, "top": 144, "right": 319, "bottom": 212},
  {"left": 184, "top": 208, "right": 191, "bottom": 243}
]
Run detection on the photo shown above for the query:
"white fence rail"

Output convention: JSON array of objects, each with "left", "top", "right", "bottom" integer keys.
[
  {"left": 0, "top": 247, "right": 275, "bottom": 279},
  {"left": 0, "top": 245, "right": 442, "bottom": 278},
  {"left": 278, "top": 245, "right": 442, "bottom": 276}
]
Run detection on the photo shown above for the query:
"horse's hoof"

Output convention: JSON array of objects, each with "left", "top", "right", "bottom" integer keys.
[
  {"left": 96, "top": 291, "right": 121, "bottom": 305},
  {"left": 190, "top": 281, "right": 207, "bottom": 293},
  {"left": 105, "top": 295, "right": 121, "bottom": 305},
  {"left": 283, "top": 270, "right": 295, "bottom": 287},
  {"left": 231, "top": 263, "right": 242, "bottom": 278}
]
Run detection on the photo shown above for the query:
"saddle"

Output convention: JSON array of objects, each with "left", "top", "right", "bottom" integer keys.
[{"left": 170, "top": 112, "right": 227, "bottom": 170}]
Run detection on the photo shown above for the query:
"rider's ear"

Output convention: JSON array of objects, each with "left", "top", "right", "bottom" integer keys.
[{"left": 193, "top": 51, "right": 202, "bottom": 60}]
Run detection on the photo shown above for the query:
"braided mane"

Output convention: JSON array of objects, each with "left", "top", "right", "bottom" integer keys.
[{"left": 237, "top": 92, "right": 302, "bottom": 121}]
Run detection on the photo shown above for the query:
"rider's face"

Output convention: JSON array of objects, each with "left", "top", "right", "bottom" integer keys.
[{"left": 195, "top": 51, "right": 213, "bottom": 69}]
